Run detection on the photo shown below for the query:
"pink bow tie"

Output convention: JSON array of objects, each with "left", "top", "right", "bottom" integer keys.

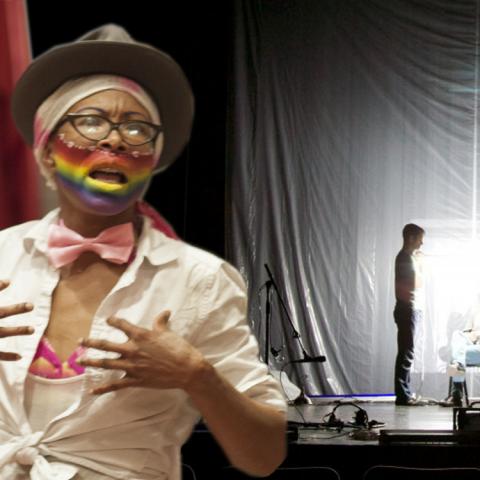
[{"left": 47, "top": 220, "right": 135, "bottom": 268}]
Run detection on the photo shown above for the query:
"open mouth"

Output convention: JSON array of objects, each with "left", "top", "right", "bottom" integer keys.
[{"left": 88, "top": 167, "right": 128, "bottom": 184}]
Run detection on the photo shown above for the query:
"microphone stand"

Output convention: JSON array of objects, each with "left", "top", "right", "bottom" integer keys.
[
  {"left": 264, "top": 278, "right": 273, "bottom": 365},
  {"left": 263, "top": 263, "right": 326, "bottom": 364}
]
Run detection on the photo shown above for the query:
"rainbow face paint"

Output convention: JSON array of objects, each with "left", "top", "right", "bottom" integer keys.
[{"left": 50, "top": 134, "right": 156, "bottom": 215}]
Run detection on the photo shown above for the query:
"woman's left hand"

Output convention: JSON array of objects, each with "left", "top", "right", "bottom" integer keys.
[{"left": 77, "top": 311, "right": 206, "bottom": 394}]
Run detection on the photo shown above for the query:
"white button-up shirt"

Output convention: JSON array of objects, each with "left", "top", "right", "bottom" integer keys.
[{"left": 0, "top": 209, "right": 286, "bottom": 479}]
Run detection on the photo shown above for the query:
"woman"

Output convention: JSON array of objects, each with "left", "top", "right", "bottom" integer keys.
[{"left": 0, "top": 24, "right": 287, "bottom": 479}]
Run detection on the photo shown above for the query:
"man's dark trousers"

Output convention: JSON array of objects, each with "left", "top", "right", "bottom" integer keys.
[{"left": 394, "top": 304, "right": 422, "bottom": 402}]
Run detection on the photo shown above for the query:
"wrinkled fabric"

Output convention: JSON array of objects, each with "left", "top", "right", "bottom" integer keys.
[
  {"left": 0, "top": 209, "right": 286, "bottom": 478},
  {"left": 0, "top": 434, "right": 77, "bottom": 480},
  {"left": 229, "top": 0, "right": 480, "bottom": 398}
]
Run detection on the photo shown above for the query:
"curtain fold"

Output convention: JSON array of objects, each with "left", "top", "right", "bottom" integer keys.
[{"left": 0, "top": 0, "right": 39, "bottom": 227}]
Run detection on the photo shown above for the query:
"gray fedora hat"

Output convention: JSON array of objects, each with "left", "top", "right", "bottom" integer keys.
[{"left": 11, "top": 23, "right": 194, "bottom": 171}]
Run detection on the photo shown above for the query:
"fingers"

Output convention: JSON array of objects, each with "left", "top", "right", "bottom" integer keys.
[
  {"left": 106, "top": 317, "right": 146, "bottom": 339},
  {"left": 0, "top": 351, "right": 22, "bottom": 361},
  {"left": 0, "top": 280, "right": 10, "bottom": 293},
  {"left": 0, "top": 302, "right": 33, "bottom": 319},
  {"left": 154, "top": 310, "right": 171, "bottom": 331},
  {"left": 0, "top": 326, "right": 34, "bottom": 338},
  {"left": 90, "top": 378, "right": 141, "bottom": 395},
  {"left": 76, "top": 356, "right": 135, "bottom": 371},
  {"left": 107, "top": 311, "right": 171, "bottom": 338},
  {"left": 0, "top": 281, "right": 34, "bottom": 320},
  {"left": 0, "top": 301, "right": 35, "bottom": 338},
  {"left": 79, "top": 337, "right": 132, "bottom": 355}
]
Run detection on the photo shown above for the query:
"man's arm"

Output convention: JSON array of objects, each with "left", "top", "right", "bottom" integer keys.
[{"left": 395, "top": 253, "right": 415, "bottom": 304}]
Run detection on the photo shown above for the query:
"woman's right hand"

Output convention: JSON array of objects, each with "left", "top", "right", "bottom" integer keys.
[{"left": 0, "top": 281, "right": 34, "bottom": 361}]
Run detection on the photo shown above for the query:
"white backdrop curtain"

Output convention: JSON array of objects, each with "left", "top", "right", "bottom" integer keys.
[{"left": 227, "top": 0, "right": 480, "bottom": 399}]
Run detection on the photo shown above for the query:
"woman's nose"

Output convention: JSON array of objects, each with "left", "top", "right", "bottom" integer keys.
[{"left": 97, "top": 128, "right": 128, "bottom": 152}]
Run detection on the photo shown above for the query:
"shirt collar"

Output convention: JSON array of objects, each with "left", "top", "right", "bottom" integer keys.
[
  {"left": 134, "top": 215, "right": 180, "bottom": 267},
  {"left": 23, "top": 208, "right": 179, "bottom": 267}
]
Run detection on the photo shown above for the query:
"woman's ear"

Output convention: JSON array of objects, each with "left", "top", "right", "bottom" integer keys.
[{"left": 42, "top": 144, "right": 56, "bottom": 171}]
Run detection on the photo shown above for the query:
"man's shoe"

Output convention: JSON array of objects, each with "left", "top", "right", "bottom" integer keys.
[
  {"left": 395, "top": 397, "right": 428, "bottom": 406},
  {"left": 291, "top": 393, "right": 312, "bottom": 405},
  {"left": 439, "top": 395, "right": 462, "bottom": 407},
  {"left": 439, "top": 389, "right": 463, "bottom": 407}
]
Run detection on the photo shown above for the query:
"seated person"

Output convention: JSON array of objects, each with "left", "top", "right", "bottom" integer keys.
[{"left": 441, "top": 297, "right": 480, "bottom": 407}]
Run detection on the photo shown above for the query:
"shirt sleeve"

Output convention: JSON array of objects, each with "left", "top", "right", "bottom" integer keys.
[{"left": 191, "top": 262, "right": 287, "bottom": 413}]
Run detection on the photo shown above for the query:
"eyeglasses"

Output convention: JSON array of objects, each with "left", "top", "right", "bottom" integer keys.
[{"left": 59, "top": 113, "right": 164, "bottom": 146}]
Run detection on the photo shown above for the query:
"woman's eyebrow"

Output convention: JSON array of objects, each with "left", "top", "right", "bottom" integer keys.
[{"left": 74, "top": 107, "right": 148, "bottom": 119}]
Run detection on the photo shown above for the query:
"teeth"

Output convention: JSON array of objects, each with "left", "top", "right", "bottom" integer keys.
[
  {"left": 95, "top": 168, "right": 120, "bottom": 173},
  {"left": 89, "top": 168, "right": 127, "bottom": 183}
]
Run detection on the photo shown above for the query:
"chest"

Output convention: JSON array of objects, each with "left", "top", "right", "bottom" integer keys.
[{"left": 45, "top": 264, "right": 124, "bottom": 362}]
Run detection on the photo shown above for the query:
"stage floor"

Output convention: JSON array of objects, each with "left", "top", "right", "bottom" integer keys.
[
  {"left": 183, "top": 400, "right": 480, "bottom": 479},
  {"left": 288, "top": 400, "right": 457, "bottom": 445}
]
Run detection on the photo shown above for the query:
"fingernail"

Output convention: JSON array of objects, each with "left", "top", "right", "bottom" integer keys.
[
  {"left": 14, "top": 354, "right": 21, "bottom": 360},
  {"left": 25, "top": 303, "right": 34, "bottom": 311},
  {"left": 78, "top": 337, "right": 84, "bottom": 344},
  {"left": 27, "top": 327, "right": 34, "bottom": 334},
  {"left": 1, "top": 280, "right": 10, "bottom": 287}
]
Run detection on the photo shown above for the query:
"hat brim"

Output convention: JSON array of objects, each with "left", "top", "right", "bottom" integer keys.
[{"left": 11, "top": 41, "right": 194, "bottom": 171}]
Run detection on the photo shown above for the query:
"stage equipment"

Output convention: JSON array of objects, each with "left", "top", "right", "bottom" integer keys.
[
  {"left": 379, "top": 429, "right": 480, "bottom": 445},
  {"left": 323, "top": 402, "right": 383, "bottom": 430},
  {"left": 288, "top": 402, "right": 384, "bottom": 440},
  {"left": 453, "top": 404, "right": 480, "bottom": 431},
  {"left": 262, "top": 263, "right": 326, "bottom": 365}
]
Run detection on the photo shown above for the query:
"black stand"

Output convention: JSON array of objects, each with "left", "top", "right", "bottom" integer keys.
[
  {"left": 264, "top": 279, "right": 274, "bottom": 365},
  {"left": 262, "top": 263, "right": 326, "bottom": 365}
]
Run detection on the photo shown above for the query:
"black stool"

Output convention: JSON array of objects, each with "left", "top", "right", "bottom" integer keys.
[{"left": 448, "top": 376, "right": 469, "bottom": 405}]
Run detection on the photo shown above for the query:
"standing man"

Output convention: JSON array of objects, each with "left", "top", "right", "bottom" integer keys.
[{"left": 394, "top": 223, "right": 426, "bottom": 406}]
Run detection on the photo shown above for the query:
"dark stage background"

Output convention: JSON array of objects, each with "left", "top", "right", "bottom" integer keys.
[{"left": 26, "top": 1, "right": 232, "bottom": 258}]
